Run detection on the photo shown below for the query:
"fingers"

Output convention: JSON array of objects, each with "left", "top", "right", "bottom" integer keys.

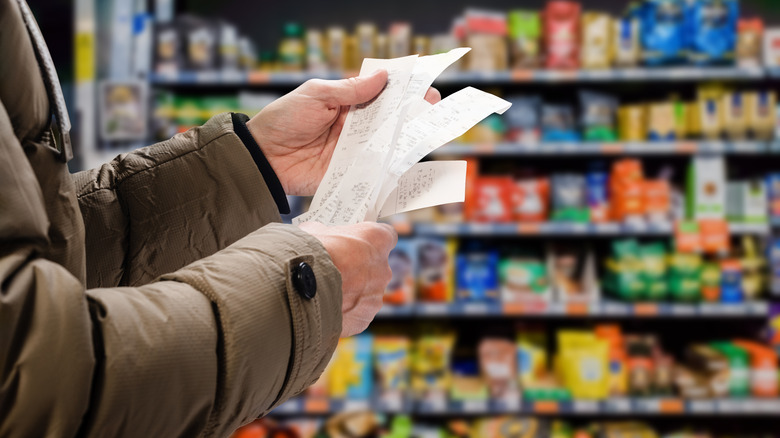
[
  {"left": 424, "top": 87, "right": 442, "bottom": 105},
  {"left": 307, "top": 69, "right": 389, "bottom": 107}
]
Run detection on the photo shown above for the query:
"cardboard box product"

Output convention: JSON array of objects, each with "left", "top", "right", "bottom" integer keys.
[
  {"left": 726, "top": 180, "right": 768, "bottom": 223},
  {"left": 762, "top": 27, "right": 780, "bottom": 68},
  {"left": 687, "top": 156, "right": 726, "bottom": 220}
]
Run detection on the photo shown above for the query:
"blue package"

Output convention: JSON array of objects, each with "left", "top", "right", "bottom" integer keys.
[
  {"left": 766, "top": 173, "right": 780, "bottom": 217},
  {"left": 344, "top": 333, "right": 374, "bottom": 399},
  {"left": 720, "top": 262, "right": 744, "bottom": 303},
  {"left": 456, "top": 252, "right": 500, "bottom": 302},
  {"left": 640, "top": 0, "right": 686, "bottom": 65},
  {"left": 586, "top": 171, "right": 609, "bottom": 211},
  {"left": 541, "top": 104, "right": 579, "bottom": 142},
  {"left": 686, "top": 0, "right": 738, "bottom": 65}
]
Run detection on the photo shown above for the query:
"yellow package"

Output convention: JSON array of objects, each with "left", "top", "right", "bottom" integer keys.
[
  {"left": 557, "top": 331, "right": 609, "bottom": 400},
  {"left": 517, "top": 330, "right": 548, "bottom": 387},
  {"left": 723, "top": 92, "right": 749, "bottom": 140},
  {"left": 745, "top": 91, "right": 777, "bottom": 141},
  {"left": 555, "top": 330, "right": 596, "bottom": 383},
  {"left": 581, "top": 13, "right": 613, "bottom": 69},
  {"left": 373, "top": 336, "right": 411, "bottom": 392},
  {"left": 355, "top": 23, "right": 377, "bottom": 61},
  {"left": 412, "top": 332, "right": 455, "bottom": 396},
  {"left": 618, "top": 105, "right": 647, "bottom": 141},
  {"left": 612, "top": 18, "right": 641, "bottom": 67},
  {"left": 686, "top": 102, "right": 702, "bottom": 138},
  {"left": 326, "top": 27, "right": 347, "bottom": 71},
  {"left": 698, "top": 84, "right": 727, "bottom": 140},
  {"left": 647, "top": 103, "right": 677, "bottom": 141}
]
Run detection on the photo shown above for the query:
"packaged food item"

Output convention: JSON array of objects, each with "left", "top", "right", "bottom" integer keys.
[
  {"left": 505, "top": 96, "right": 542, "bottom": 144},
  {"left": 720, "top": 259, "right": 743, "bottom": 303},
  {"left": 461, "top": 113, "right": 507, "bottom": 144},
  {"left": 373, "top": 336, "right": 410, "bottom": 403},
  {"left": 639, "top": 0, "right": 686, "bottom": 65},
  {"left": 617, "top": 105, "right": 647, "bottom": 141},
  {"left": 508, "top": 10, "right": 542, "bottom": 68},
  {"left": 471, "top": 418, "right": 549, "bottom": 438},
  {"left": 697, "top": 85, "right": 726, "bottom": 140},
  {"left": 770, "top": 238, "right": 780, "bottom": 298},
  {"left": 581, "top": 12, "right": 613, "bottom": 69},
  {"left": 326, "top": 27, "right": 347, "bottom": 71},
  {"left": 500, "top": 255, "right": 551, "bottom": 303},
  {"left": 700, "top": 262, "right": 722, "bottom": 302},
  {"left": 278, "top": 22, "right": 305, "bottom": 71},
  {"left": 732, "top": 340, "right": 779, "bottom": 398},
  {"left": 646, "top": 102, "right": 677, "bottom": 141},
  {"left": 709, "top": 342, "right": 750, "bottom": 397},
  {"left": 417, "top": 238, "right": 455, "bottom": 302},
  {"left": 740, "top": 236, "right": 766, "bottom": 300},
  {"left": 654, "top": 354, "right": 675, "bottom": 396},
  {"left": 413, "top": 36, "right": 429, "bottom": 56},
  {"left": 557, "top": 330, "right": 610, "bottom": 399},
  {"left": 586, "top": 167, "right": 610, "bottom": 223},
  {"left": 517, "top": 328, "right": 548, "bottom": 387},
  {"left": 388, "top": 22, "right": 412, "bottom": 58},
  {"left": 672, "top": 100, "right": 688, "bottom": 139},
  {"left": 542, "top": 104, "right": 579, "bottom": 141},
  {"left": 375, "top": 33, "right": 389, "bottom": 59},
  {"left": 464, "top": 9, "right": 509, "bottom": 72},
  {"left": 604, "top": 240, "right": 646, "bottom": 302},
  {"left": 551, "top": 174, "right": 589, "bottom": 222},
  {"left": 641, "top": 242, "right": 668, "bottom": 301},
  {"left": 548, "top": 244, "right": 600, "bottom": 302},
  {"left": 685, "top": 344, "right": 730, "bottom": 398},
  {"left": 238, "top": 37, "right": 257, "bottom": 71},
  {"left": 686, "top": 155, "right": 726, "bottom": 220},
  {"left": 685, "top": 0, "right": 739, "bottom": 65},
  {"left": 610, "top": 159, "right": 645, "bottom": 222},
  {"left": 595, "top": 325, "right": 628, "bottom": 396},
  {"left": 625, "top": 336, "right": 654, "bottom": 397},
  {"left": 385, "top": 239, "right": 416, "bottom": 306},
  {"left": 737, "top": 19, "right": 764, "bottom": 68},
  {"left": 328, "top": 334, "right": 373, "bottom": 399},
  {"left": 513, "top": 177, "right": 550, "bottom": 222},
  {"left": 544, "top": 1, "right": 581, "bottom": 69},
  {"left": 473, "top": 177, "right": 514, "bottom": 222},
  {"left": 456, "top": 251, "right": 500, "bottom": 302},
  {"left": 154, "top": 22, "right": 182, "bottom": 74},
  {"left": 721, "top": 92, "right": 749, "bottom": 140},
  {"left": 179, "top": 16, "right": 219, "bottom": 71},
  {"left": 613, "top": 17, "right": 641, "bottom": 67},
  {"left": 355, "top": 22, "right": 377, "bottom": 61},
  {"left": 763, "top": 27, "right": 780, "bottom": 68},
  {"left": 643, "top": 179, "right": 671, "bottom": 224},
  {"left": 305, "top": 29, "right": 327, "bottom": 73},
  {"left": 479, "top": 338, "right": 520, "bottom": 400},
  {"left": 745, "top": 91, "right": 777, "bottom": 141},
  {"left": 345, "top": 34, "right": 358, "bottom": 71},
  {"left": 217, "top": 23, "right": 239, "bottom": 71},
  {"left": 699, "top": 218, "right": 730, "bottom": 256},
  {"left": 668, "top": 252, "right": 703, "bottom": 302},
  {"left": 580, "top": 90, "right": 618, "bottom": 141},
  {"left": 727, "top": 180, "right": 768, "bottom": 224},
  {"left": 767, "top": 173, "right": 780, "bottom": 217},
  {"left": 412, "top": 332, "right": 455, "bottom": 400}
]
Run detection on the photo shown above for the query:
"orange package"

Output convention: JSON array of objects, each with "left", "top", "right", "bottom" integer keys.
[
  {"left": 464, "top": 158, "right": 480, "bottom": 221},
  {"left": 699, "top": 219, "right": 730, "bottom": 255},
  {"left": 513, "top": 178, "right": 550, "bottom": 222},
  {"left": 643, "top": 179, "right": 671, "bottom": 221},
  {"left": 610, "top": 159, "right": 645, "bottom": 221},
  {"left": 473, "top": 177, "right": 515, "bottom": 223}
]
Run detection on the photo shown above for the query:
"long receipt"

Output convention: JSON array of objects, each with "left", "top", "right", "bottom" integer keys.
[{"left": 293, "top": 48, "right": 511, "bottom": 226}]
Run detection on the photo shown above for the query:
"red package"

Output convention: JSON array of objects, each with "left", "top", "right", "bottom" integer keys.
[
  {"left": 512, "top": 178, "right": 550, "bottom": 222},
  {"left": 474, "top": 177, "right": 515, "bottom": 222},
  {"left": 463, "top": 158, "right": 480, "bottom": 220},
  {"left": 544, "top": 1, "right": 581, "bottom": 69},
  {"left": 609, "top": 159, "right": 645, "bottom": 221}
]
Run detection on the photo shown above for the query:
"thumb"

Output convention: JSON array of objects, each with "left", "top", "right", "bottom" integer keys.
[{"left": 314, "top": 69, "right": 388, "bottom": 106}]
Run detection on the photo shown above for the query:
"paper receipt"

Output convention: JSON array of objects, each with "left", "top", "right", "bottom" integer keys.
[{"left": 293, "top": 48, "right": 511, "bottom": 226}]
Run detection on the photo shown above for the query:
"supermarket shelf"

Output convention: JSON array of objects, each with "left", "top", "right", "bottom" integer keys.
[
  {"left": 412, "top": 222, "right": 770, "bottom": 237},
  {"left": 375, "top": 301, "right": 770, "bottom": 319},
  {"left": 149, "top": 66, "right": 767, "bottom": 87},
  {"left": 272, "top": 397, "right": 780, "bottom": 416},
  {"left": 431, "top": 141, "right": 777, "bottom": 157}
]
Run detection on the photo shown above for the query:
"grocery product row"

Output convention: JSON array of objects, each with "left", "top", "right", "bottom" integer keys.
[
  {"left": 152, "top": 1, "right": 778, "bottom": 75},
  {"left": 381, "top": 235, "right": 775, "bottom": 310},
  {"left": 234, "top": 415, "right": 776, "bottom": 438},
  {"left": 267, "top": 324, "right": 779, "bottom": 416}
]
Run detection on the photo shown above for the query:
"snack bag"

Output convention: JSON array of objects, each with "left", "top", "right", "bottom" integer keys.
[
  {"left": 500, "top": 256, "right": 551, "bottom": 303},
  {"left": 374, "top": 336, "right": 411, "bottom": 402},
  {"left": 328, "top": 334, "right": 373, "bottom": 399},
  {"left": 613, "top": 17, "right": 642, "bottom": 66},
  {"left": 455, "top": 251, "right": 500, "bottom": 302},
  {"left": 686, "top": 0, "right": 739, "bottom": 65},
  {"left": 604, "top": 239, "right": 646, "bottom": 301},
  {"left": 745, "top": 91, "right": 777, "bottom": 141},
  {"left": 737, "top": 18, "right": 764, "bottom": 68},
  {"left": 643, "top": 179, "right": 671, "bottom": 224},
  {"left": 722, "top": 92, "right": 749, "bottom": 140},
  {"left": 508, "top": 10, "right": 542, "bottom": 68},
  {"left": 586, "top": 168, "right": 610, "bottom": 223},
  {"left": 542, "top": 104, "right": 579, "bottom": 141},
  {"left": 668, "top": 252, "right": 703, "bottom": 302},
  {"left": 639, "top": 0, "right": 686, "bottom": 65},
  {"left": 557, "top": 331, "right": 610, "bottom": 400},
  {"left": 580, "top": 90, "right": 618, "bottom": 141},
  {"left": 505, "top": 96, "right": 542, "bottom": 144},
  {"left": 479, "top": 338, "right": 519, "bottom": 400},
  {"left": 385, "top": 239, "right": 417, "bottom": 306},
  {"left": 513, "top": 177, "right": 550, "bottom": 222},
  {"left": 647, "top": 102, "right": 677, "bottom": 141},
  {"left": 412, "top": 332, "right": 455, "bottom": 398},
  {"left": 618, "top": 105, "right": 647, "bottom": 141},
  {"left": 581, "top": 12, "right": 613, "bottom": 69},
  {"left": 474, "top": 177, "right": 515, "bottom": 222},
  {"left": 641, "top": 242, "right": 669, "bottom": 301},
  {"left": 741, "top": 236, "right": 765, "bottom": 300},
  {"left": 701, "top": 262, "right": 722, "bottom": 302},
  {"left": 517, "top": 328, "right": 548, "bottom": 387},
  {"left": 544, "top": 1, "right": 581, "bottom": 69},
  {"left": 551, "top": 174, "right": 589, "bottom": 222},
  {"left": 417, "top": 238, "right": 455, "bottom": 302},
  {"left": 610, "top": 159, "right": 645, "bottom": 222},
  {"left": 697, "top": 84, "right": 726, "bottom": 140}
]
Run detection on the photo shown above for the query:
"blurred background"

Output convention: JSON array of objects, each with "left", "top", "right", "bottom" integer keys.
[{"left": 26, "top": 0, "right": 780, "bottom": 437}]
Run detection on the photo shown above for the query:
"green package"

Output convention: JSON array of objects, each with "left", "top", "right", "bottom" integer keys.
[
  {"left": 668, "top": 253, "right": 703, "bottom": 302},
  {"left": 641, "top": 243, "right": 668, "bottom": 301},
  {"left": 508, "top": 11, "right": 541, "bottom": 68},
  {"left": 709, "top": 342, "right": 750, "bottom": 398},
  {"left": 605, "top": 240, "right": 646, "bottom": 301}
]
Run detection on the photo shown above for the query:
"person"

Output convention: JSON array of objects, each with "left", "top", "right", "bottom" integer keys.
[{"left": 0, "top": 1, "right": 441, "bottom": 437}]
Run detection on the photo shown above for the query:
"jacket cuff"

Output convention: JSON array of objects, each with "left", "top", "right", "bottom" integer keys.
[
  {"left": 159, "top": 222, "right": 342, "bottom": 437},
  {"left": 231, "top": 113, "right": 290, "bottom": 214}
]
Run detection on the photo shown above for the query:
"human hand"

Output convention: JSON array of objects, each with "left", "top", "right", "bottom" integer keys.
[
  {"left": 246, "top": 71, "right": 442, "bottom": 196},
  {"left": 298, "top": 221, "right": 397, "bottom": 337}
]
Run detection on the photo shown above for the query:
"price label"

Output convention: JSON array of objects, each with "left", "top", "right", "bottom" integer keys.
[
  {"left": 503, "top": 303, "right": 525, "bottom": 315},
  {"left": 670, "top": 304, "right": 696, "bottom": 316},
  {"left": 495, "top": 398, "right": 522, "bottom": 413},
  {"left": 699, "top": 303, "right": 720, "bottom": 315},
  {"left": 462, "top": 400, "right": 488, "bottom": 413},
  {"left": 603, "top": 303, "right": 630, "bottom": 316},
  {"left": 573, "top": 400, "right": 599, "bottom": 413},
  {"left": 511, "top": 69, "right": 534, "bottom": 81},
  {"left": 717, "top": 399, "right": 742, "bottom": 413},
  {"left": 420, "top": 303, "right": 449, "bottom": 316},
  {"left": 248, "top": 71, "right": 271, "bottom": 84},
  {"left": 690, "top": 400, "right": 715, "bottom": 413},
  {"left": 274, "top": 399, "right": 300, "bottom": 414},
  {"left": 749, "top": 302, "right": 769, "bottom": 315},
  {"left": 659, "top": 399, "right": 684, "bottom": 413},
  {"left": 379, "top": 395, "right": 403, "bottom": 412},
  {"left": 637, "top": 399, "right": 660, "bottom": 412},
  {"left": 424, "top": 398, "right": 447, "bottom": 413},
  {"left": 533, "top": 401, "right": 559, "bottom": 413},
  {"left": 634, "top": 303, "right": 659, "bottom": 316},
  {"left": 566, "top": 302, "right": 589, "bottom": 316},
  {"left": 304, "top": 398, "right": 329, "bottom": 413},
  {"left": 470, "top": 223, "right": 494, "bottom": 235},
  {"left": 344, "top": 399, "right": 370, "bottom": 412},
  {"left": 462, "top": 303, "right": 490, "bottom": 315},
  {"left": 600, "top": 143, "right": 624, "bottom": 154},
  {"left": 517, "top": 223, "right": 541, "bottom": 234},
  {"left": 606, "top": 398, "right": 632, "bottom": 413}
]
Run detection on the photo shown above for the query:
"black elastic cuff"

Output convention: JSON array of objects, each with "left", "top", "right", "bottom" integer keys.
[{"left": 231, "top": 113, "right": 290, "bottom": 215}]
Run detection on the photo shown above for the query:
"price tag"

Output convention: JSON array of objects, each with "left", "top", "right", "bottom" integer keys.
[
  {"left": 594, "top": 223, "right": 621, "bottom": 234},
  {"left": 674, "top": 142, "right": 698, "bottom": 153},
  {"left": 462, "top": 400, "right": 488, "bottom": 413},
  {"left": 511, "top": 69, "right": 534, "bottom": 81},
  {"left": 566, "top": 302, "right": 589, "bottom": 316},
  {"left": 634, "top": 303, "right": 659, "bottom": 316},
  {"left": 606, "top": 398, "right": 632, "bottom": 413},
  {"left": 248, "top": 71, "right": 271, "bottom": 84},
  {"left": 462, "top": 302, "right": 490, "bottom": 315},
  {"left": 721, "top": 303, "right": 747, "bottom": 315},
  {"left": 533, "top": 401, "right": 559, "bottom": 413},
  {"left": 637, "top": 399, "right": 660, "bottom": 413},
  {"left": 424, "top": 397, "right": 447, "bottom": 413},
  {"left": 503, "top": 303, "right": 525, "bottom": 315},
  {"left": 659, "top": 399, "right": 684, "bottom": 413},
  {"left": 274, "top": 399, "right": 300, "bottom": 414},
  {"left": 517, "top": 223, "right": 542, "bottom": 234},
  {"left": 304, "top": 398, "right": 329, "bottom": 413},
  {"left": 344, "top": 399, "right": 370, "bottom": 412},
  {"left": 573, "top": 400, "right": 599, "bottom": 413},
  {"left": 717, "top": 399, "right": 742, "bottom": 413},
  {"left": 600, "top": 143, "right": 624, "bottom": 154},
  {"left": 603, "top": 303, "right": 630, "bottom": 316},
  {"left": 379, "top": 395, "right": 403, "bottom": 412},
  {"left": 420, "top": 303, "right": 449, "bottom": 316},
  {"left": 495, "top": 398, "right": 522, "bottom": 413},
  {"left": 220, "top": 70, "right": 245, "bottom": 83},
  {"left": 699, "top": 303, "right": 720, "bottom": 315},
  {"left": 690, "top": 400, "right": 715, "bottom": 413},
  {"left": 749, "top": 301, "right": 769, "bottom": 315},
  {"left": 670, "top": 304, "right": 696, "bottom": 316}
]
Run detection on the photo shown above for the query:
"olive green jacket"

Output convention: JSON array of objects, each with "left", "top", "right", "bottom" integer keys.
[{"left": 0, "top": 1, "right": 342, "bottom": 437}]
